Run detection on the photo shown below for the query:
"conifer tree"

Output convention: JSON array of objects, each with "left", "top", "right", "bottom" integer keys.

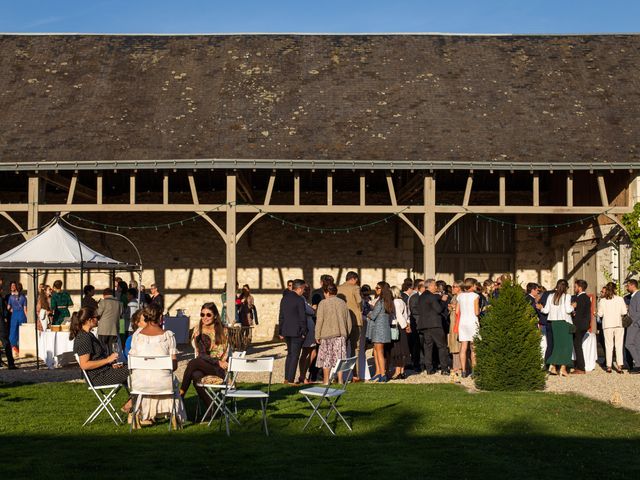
[{"left": 474, "top": 280, "right": 546, "bottom": 391}]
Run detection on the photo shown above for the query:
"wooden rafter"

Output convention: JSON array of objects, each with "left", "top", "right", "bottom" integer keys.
[
  {"left": 386, "top": 174, "right": 424, "bottom": 243},
  {"left": 187, "top": 174, "right": 225, "bottom": 240}
]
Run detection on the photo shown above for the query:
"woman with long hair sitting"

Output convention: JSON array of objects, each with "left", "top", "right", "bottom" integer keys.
[
  {"left": 179, "top": 302, "right": 229, "bottom": 408},
  {"left": 70, "top": 306, "right": 131, "bottom": 412}
]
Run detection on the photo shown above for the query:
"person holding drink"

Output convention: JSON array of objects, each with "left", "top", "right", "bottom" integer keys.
[{"left": 70, "top": 306, "right": 131, "bottom": 411}]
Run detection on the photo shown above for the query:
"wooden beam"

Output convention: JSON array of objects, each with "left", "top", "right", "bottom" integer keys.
[
  {"left": 66, "top": 174, "right": 77, "bottom": 205},
  {"left": 129, "top": 173, "right": 136, "bottom": 205},
  {"left": 187, "top": 174, "right": 199, "bottom": 205},
  {"left": 96, "top": 173, "right": 103, "bottom": 205},
  {"left": 0, "top": 212, "right": 28, "bottom": 240},
  {"left": 435, "top": 213, "right": 465, "bottom": 244},
  {"left": 423, "top": 175, "right": 436, "bottom": 277},
  {"left": 387, "top": 173, "right": 424, "bottom": 242},
  {"left": 225, "top": 174, "right": 237, "bottom": 325},
  {"left": 463, "top": 175, "right": 473, "bottom": 206},
  {"left": 386, "top": 174, "right": 398, "bottom": 205},
  {"left": 566, "top": 174, "right": 573, "bottom": 207},
  {"left": 39, "top": 172, "right": 95, "bottom": 201},
  {"left": 294, "top": 172, "right": 300, "bottom": 206},
  {"left": 27, "top": 176, "right": 39, "bottom": 239},
  {"left": 327, "top": 173, "right": 333, "bottom": 206},
  {"left": 26, "top": 203, "right": 632, "bottom": 215},
  {"left": 533, "top": 174, "right": 540, "bottom": 207},
  {"left": 236, "top": 171, "right": 255, "bottom": 204},
  {"left": 597, "top": 175, "right": 609, "bottom": 206},
  {"left": 264, "top": 173, "right": 276, "bottom": 205},
  {"left": 163, "top": 174, "right": 169, "bottom": 205},
  {"left": 499, "top": 174, "right": 506, "bottom": 207},
  {"left": 359, "top": 173, "right": 366, "bottom": 206}
]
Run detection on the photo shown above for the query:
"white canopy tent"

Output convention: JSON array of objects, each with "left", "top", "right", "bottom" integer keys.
[
  {"left": 0, "top": 222, "right": 138, "bottom": 270},
  {"left": 0, "top": 219, "right": 141, "bottom": 368}
]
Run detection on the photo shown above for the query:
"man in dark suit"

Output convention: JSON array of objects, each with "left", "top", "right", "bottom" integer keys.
[
  {"left": 408, "top": 279, "right": 424, "bottom": 371},
  {"left": 571, "top": 280, "right": 591, "bottom": 374},
  {"left": 416, "top": 279, "right": 449, "bottom": 375},
  {"left": 278, "top": 279, "right": 308, "bottom": 384},
  {"left": 526, "top": 283, "right": 552, "bottom": 364},
  {"left": 625, "top": 279, "right": 640, "bottom": 373}
]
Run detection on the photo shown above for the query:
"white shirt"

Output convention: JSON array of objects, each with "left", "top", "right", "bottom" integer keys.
[
  {"left": 542, "top": 293, "right": 574, "bottom": 323},
  {"left": 393, "top": 298, "right": 409, "bottom": 329}
]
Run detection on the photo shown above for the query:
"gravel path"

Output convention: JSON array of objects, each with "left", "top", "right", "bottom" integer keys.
[{"left": 2, "top": 342, "right": 639, "bottom": 412}]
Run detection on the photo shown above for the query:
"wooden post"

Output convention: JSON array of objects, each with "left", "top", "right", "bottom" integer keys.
[
  {"left": 533, "top": 174, "right": 540, "bottom": 207},
  {"left": 566, "top": 174, "right": 573, "bottom": 207},
  {"left": 327, "top": 172, "right": 333, "bottom": 206},
  {"left": 225, "top": 174, "right": 237, "bottom": 325},
  {"left": 423, "top": 175, "right": 436, "bottom": 278},
  {"left": 359, "top": 172, "right": 366, "bottom": 206},
  {"left": 163, "top": 173, "right": 169, "bottom": 205},
  {"left": 294, "top": 172, "right": 300, "bottom": 206},
  {"left": 96, "top": 173, "right": 103, "bottom": 204},
  {"left": 27, "top": 176, "right": 39, "bottom": 366},
  {"left": 129, "top": 172, "right": 136, "bottom": 205},
  {"left": 499, "top": 174, "right": 506, "bottom": 207}
]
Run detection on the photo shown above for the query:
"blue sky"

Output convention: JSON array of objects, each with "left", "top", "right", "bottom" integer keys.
[{"left": 1, "top": 0, "right": 639, "bottom": 34}]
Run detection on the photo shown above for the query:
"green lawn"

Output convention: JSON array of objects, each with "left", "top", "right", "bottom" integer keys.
[{"left": 1, "top": 381, "right": 639, "bottom": 479}]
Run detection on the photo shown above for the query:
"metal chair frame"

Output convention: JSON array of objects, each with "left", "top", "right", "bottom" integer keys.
[
  {"left": 74, "top": 353, "right": 124, "bottom": 427},
  {"left": 300, "top": 356, "right": 357, "bottom": 435}
]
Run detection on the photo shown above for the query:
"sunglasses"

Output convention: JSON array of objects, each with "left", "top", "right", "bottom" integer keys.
[{"left": 200, "top": 312, "right": 213, "bottom": 318}]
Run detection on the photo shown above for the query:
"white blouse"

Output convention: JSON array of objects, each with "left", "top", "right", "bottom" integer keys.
[
  {"left": 542, "top": 293, "right": 574, "bottom": 324},
  {"left": 393, "top": 298, "right": 409, "bottom": 329}
]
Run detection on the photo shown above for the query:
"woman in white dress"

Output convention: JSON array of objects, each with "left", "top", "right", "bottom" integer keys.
[
  {"left": 455, "top": 277, "right": 480, "bottom": 378},
  {"left": 129, "top": 304, "right": 186, "bottom": 427}
]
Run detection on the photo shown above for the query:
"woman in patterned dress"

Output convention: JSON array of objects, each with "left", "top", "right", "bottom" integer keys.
[
  {"left": 179, "top": 302, "right": 229, "bottom": 409},
  {"left": 315, "top": 283, "right": 352, "bottom": 385}
]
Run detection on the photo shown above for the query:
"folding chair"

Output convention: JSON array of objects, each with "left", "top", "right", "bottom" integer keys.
[
  {"left": 197, "top": 350, "right": 246, "bottom": 426},
  {"left": 221, "top": 356, "right": 274, "bottom": 436},
  {"left": 74, "top": 353, "right": 124, "bottom": 426},
  {"left": 299, "top": 356, "right": 357, "bottom": 435},
  {"left": 128, "top": 355, "right": 179, "bottom": 432}
]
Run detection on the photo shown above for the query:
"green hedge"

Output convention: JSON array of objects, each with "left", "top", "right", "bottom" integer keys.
[{"left": 474, "top": 281, "right": 546, "bottom": 391}]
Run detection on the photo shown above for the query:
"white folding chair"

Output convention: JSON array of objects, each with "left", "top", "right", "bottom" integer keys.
[
  {"left": 197, "top": 350, "right": 246, "bottom": 426},
  {"left": 128, "top": 355, "right": 178, "bottom": 432},
  {"left": 221, "top": 357, "right": 274, "bottom": 436},
  {"left": 299, "top": 356, "right": 357, "bottom": 435},
  {"left": 74, "top": 353, "right": 124, "bottom": 426}
]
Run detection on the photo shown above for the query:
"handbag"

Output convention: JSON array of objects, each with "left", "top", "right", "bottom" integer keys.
[
  {"left": 622, "top": 314, "right": 632, "bottom": 328},
  {"left": 391, "top": 324, "right": 399, "bottom": 341}
]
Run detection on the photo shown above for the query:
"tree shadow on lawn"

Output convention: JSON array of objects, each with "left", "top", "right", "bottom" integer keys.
[{"left": 3, "top": 418, "right": 639, "bottom": 480}]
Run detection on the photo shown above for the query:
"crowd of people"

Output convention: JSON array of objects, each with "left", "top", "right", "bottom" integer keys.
[{"left": 276, "top": 273, "right": 640, "bottom": 384}]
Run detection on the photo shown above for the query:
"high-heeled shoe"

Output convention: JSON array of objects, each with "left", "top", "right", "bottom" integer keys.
[
  {"left": 370, "top": 374, "right": 381, "bottom": 382},
  {"left": 548, "top": 365, "right": 557, "bottom": 375},
  {"left": 560, "top": 367, "right": 569, "bottom": 377}
]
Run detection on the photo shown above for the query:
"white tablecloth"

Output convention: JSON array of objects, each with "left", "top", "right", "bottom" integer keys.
[
  {"left": 163, "top": 316, "right": 190, "bottom": 344},
  {"left": 38, "top": 331, "right": 75, "bottom": 369}
]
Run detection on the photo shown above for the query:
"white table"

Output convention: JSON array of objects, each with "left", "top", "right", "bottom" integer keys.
[
  {"left": 38, "top": 331, "right": 75, "bottom": 369},
  {"left": 163, "top": 316, "right": 190, "bottom": 344}
]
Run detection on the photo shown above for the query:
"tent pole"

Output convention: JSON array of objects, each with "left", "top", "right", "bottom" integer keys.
[{"left": 33, "top": 269, "right": 39, "bottom": 370}]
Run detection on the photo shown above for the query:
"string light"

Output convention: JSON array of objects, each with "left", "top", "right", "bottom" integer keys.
[{"left": 61, "top": 202, "right": 612, "bottom": 236}]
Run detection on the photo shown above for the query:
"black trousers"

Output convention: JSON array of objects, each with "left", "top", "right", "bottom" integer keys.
[
  {"left": 419, "top": 327, "right": 449, "bottom": 371},
  {"left": 0, "top": 318, "right": 15, "bottom": 367},
  {"left": 408, "top": 318, "right": 421, "bottom": 368},
  {"left": 573, "top": 329, "right": 588, "bottom": 371},
  {"left": 284, "top": 336, "right": 304, "bottom": 383}
]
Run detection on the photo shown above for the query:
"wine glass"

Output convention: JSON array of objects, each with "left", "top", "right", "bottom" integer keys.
[{"left": 111, "top": 341, "right": 122, "bottom": 364}]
